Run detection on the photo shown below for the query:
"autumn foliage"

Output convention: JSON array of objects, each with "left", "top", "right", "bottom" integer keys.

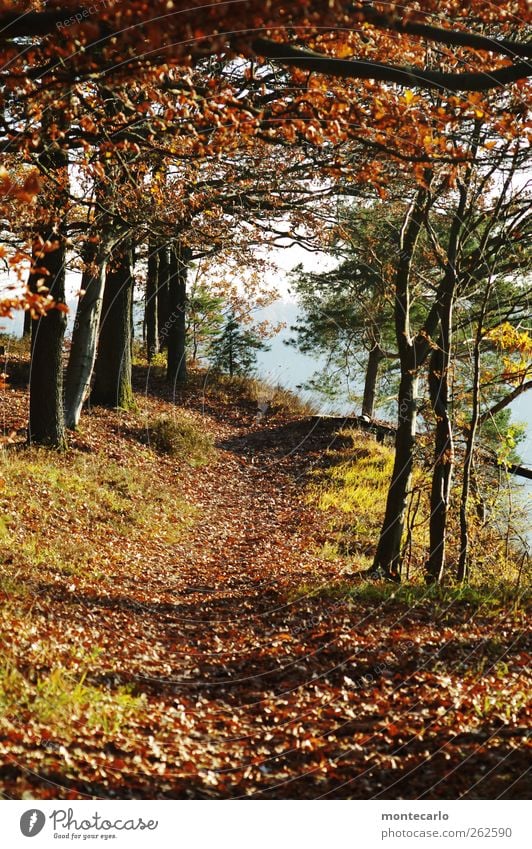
[{"left": 0, "top": 0, "right": 530, "bottom": 803}]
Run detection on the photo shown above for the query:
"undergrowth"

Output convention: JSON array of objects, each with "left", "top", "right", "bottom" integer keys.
[
  {"left": 148, "top": 413, "right": 216, "bottom": 466},
  {"left": 0, "top": 651, "right": 144, "bottom": 736},
  {"left": 0, "top": 332, "right": 30, "bottom": 358},
  {"left": 187, "top": 366, "right": 316, "bottom": 418},
  {"left": 305, "top": 427, "right": 530, "bottom": 597},
  {"left": 306, "top": 428, "right": 427, "bottom": 575},
  {"left": 291, "top": 578, "right": 530, "bottom": 614}
]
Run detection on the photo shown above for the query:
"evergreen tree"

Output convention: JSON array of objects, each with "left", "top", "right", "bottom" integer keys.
[
  {"left": 208, "top": 312, "right": 269, "bottom": 377},
  {"left": 187, "top": 282, "right": 225, "bottom": 364},
  {"left": 289, "top": 202, "right": 435, "bottom": 418}
]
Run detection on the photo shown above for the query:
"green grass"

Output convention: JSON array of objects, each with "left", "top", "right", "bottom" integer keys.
[
  {"left": 0, "top": 652, "right": 144, "bottom": 735},
  {"left": 305, "top": 427, "right": 530, "bottom": 593},
  {"left": 0, "top": 446, "right": 194, "bottom": 584},
  {"left": 306, "top": 429, "right": 418, "bottom": 571},
  {"left": 290, "top": 577, "right": 531, "bottom": 613}
]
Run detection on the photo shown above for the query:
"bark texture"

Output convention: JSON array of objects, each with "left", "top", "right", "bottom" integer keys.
[
  {"left": 64, "top": 236, "right": 113, "bottom": 429},
  {"left": 28, "top": 111, "right": 69, "bottom": 449},
  {"left": 362, "top": 344, "right": 384, "bottom": 419},
  {"left": 166, "top": 242, "right": 190, "bottom": 385},
  {"left": 145, "top": 241, "right": 159, "bottom": 362},
  {"left": 92, "top": 245, "right": 135, "bottom": 409},
  {"left": 29, "top": 227, "right": 68, "bottom": 448},
  {"left": 372, "top": 186, "right": 429, "bottom": 579}
]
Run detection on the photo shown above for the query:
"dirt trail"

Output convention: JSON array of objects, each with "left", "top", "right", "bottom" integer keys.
[{"left": 0, "top": 378, "right": 529, "bottom": 799}]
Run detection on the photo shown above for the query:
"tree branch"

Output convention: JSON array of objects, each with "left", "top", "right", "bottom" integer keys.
[
  {"left": 478, "top": 379, "right": 532, "bottom": 425},
  {"left": 252, "top": 38, "right": 531, "bottom": 92},
  {"left": 360, "top": 6, "right": 532, "bottom": 61}
]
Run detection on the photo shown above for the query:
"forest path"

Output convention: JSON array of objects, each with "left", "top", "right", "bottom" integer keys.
[{"left": 0, "top": 374, "right": 529, "bottom": 799}]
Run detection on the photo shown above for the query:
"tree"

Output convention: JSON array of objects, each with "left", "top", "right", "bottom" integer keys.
[
  {"left": 166, "top": 242, "right": 191, "bottom": 385},
  {"left": 186, "top": 280, "right": 225, "bottom": 365},
  {"left": 1, "top": 0, "right": 530, "bottom": 456},
  {"left": 28, "top": 108, "right": 70, "bottom": 449},
  {"left": 426, "top": 139, "right": 531, "bottom": 582},
  {"left": 2, "top": 4, "right": 530, "bottom": 97},
  {"left": 288, "top": 201, "right": 439, "bottom": 418},
  {"left": 91, "top": 244, "right": 135, "bottom": 410},
  {"left": 145, "top": 240, "right": 160, "bottom": 363},
  {"left": 372, "top": 128, "right": 531, "bottom": 582},
  {"left": 371, "top": 184, "right": 432, "bottom": 581},
  {"left": 209, "top": 312, "right": 269, "bottom": 377}
]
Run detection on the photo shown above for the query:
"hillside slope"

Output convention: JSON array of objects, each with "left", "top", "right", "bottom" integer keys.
[{"left": 0, "top": 359, "right": 529, "bottom": 799}]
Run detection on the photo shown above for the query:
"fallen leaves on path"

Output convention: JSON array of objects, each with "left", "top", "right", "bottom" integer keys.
[{"left": 0, "top": 366, "right": 529, "bottom": 799}]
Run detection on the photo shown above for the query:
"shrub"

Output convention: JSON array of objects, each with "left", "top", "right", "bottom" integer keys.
[{"left": 148, "top": 414, "right": 215, "bottom": 465}]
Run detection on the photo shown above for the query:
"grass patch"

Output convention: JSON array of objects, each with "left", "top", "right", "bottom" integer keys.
[
  {"left": 0, "top": 332, "right": 30, "bottom": 386},
  {"left": 0, "top": 653, "right": 144, "bottom": 735},
  {"left": 195, "top": 370, "right": 317, "bottom": 417},
  {"left": 0, "top": 445, "right": 194, "bottom": 586},
  {"left": 148, "top": 414, "right": 216, "bottom": 466},
  {"left": 306, "top": 428, "right": 529, "bottom": 591},
  {"left": 0, "top": 332, "right": 30, "bottom": 358},
  {"left": 290, "top": 577, "right": 530, "bottom": 613},
  {"left": 306, "top": 429, "right": 426, "bottom": 570}
]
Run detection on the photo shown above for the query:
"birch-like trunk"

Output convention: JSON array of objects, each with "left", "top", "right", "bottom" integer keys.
[{"left": 64, "top": 238, "right": 112, "bottom": 429}]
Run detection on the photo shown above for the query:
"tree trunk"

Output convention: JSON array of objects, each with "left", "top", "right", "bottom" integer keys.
[
  {"left": 228, "top": 326, "right": 235, "bottom": 377},
  {"left": 157, "top": 244, "right": 170, "bottom": 350},
  {"left": 92, "top": 245, "right": 135, "bottom": 409},
  {"left": 64, "top": 236, "right": 112, "bottom": 429},
  {"left": 372, "top": 369, "right": 419, "bottom": 580},
  {"left": 362, "top": 344, "right": 384, "bottom": 418},
  {"left": 145, "top": 241, "right": 159, "bottom": 362},
  {"left": 28, "top": 109, "right": 70, "bottom": 449},
  {"left": 426, "top": 123, "right": 480, "bottom": 582},
  {"left": 166, "top": 242, "right": 190, "bottom": 385},
  {"left": 458, "top": 386, "right": 479, "bottom": 583},
  {"left": 22, "top": 308, "right": 31, "bottom": 338},
  {"left": 28, "top": 227, "right": 68, "bottom": 448},
  {"left": 372, "top": 184, "right": 430, "bottom": 580},
  {"left": 458, "top": 283, "right": 490, "bottom": 582},
  {"left": 426, "top": 328, "right": 454, "bottom": 583}
]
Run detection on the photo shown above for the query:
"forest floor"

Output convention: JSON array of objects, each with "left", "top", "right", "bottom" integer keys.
[{"left": 0, "top": 354, "right": 530, "bottom": 799}]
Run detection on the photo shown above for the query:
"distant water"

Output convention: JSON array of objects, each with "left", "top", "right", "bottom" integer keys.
[
  {"left": 255, "top": 304, "right": 531, "bottom": 553},
  {"left": 2, "top": 295, "right": 530, "bottom": 550}
]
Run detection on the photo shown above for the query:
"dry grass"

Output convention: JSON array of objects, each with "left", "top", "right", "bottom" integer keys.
[
  {"left": 196, "top": 371, "right": 317, "bottom": 417},
  {"left": 306, "top": 428, "right": 427, "bottom": 574},
  {"left": 306, "top": 428, "right": 530, "bottom": 594},
  {"left": 147, "top": 413, "right": 216, "bottom": 466},
  {"left": 0, "top": 652, "right": 144, "bottom": 735},
  {"left": 0, "top": 332, "right": 30, "bottom": 358},
  {"left": 0, "top": 444, "right": 194, "bottom": 587}
]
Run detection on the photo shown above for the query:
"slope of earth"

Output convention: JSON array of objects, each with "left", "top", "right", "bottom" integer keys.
[{"left": 0, "top": 358, "right": 529, "bottom": 799}]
